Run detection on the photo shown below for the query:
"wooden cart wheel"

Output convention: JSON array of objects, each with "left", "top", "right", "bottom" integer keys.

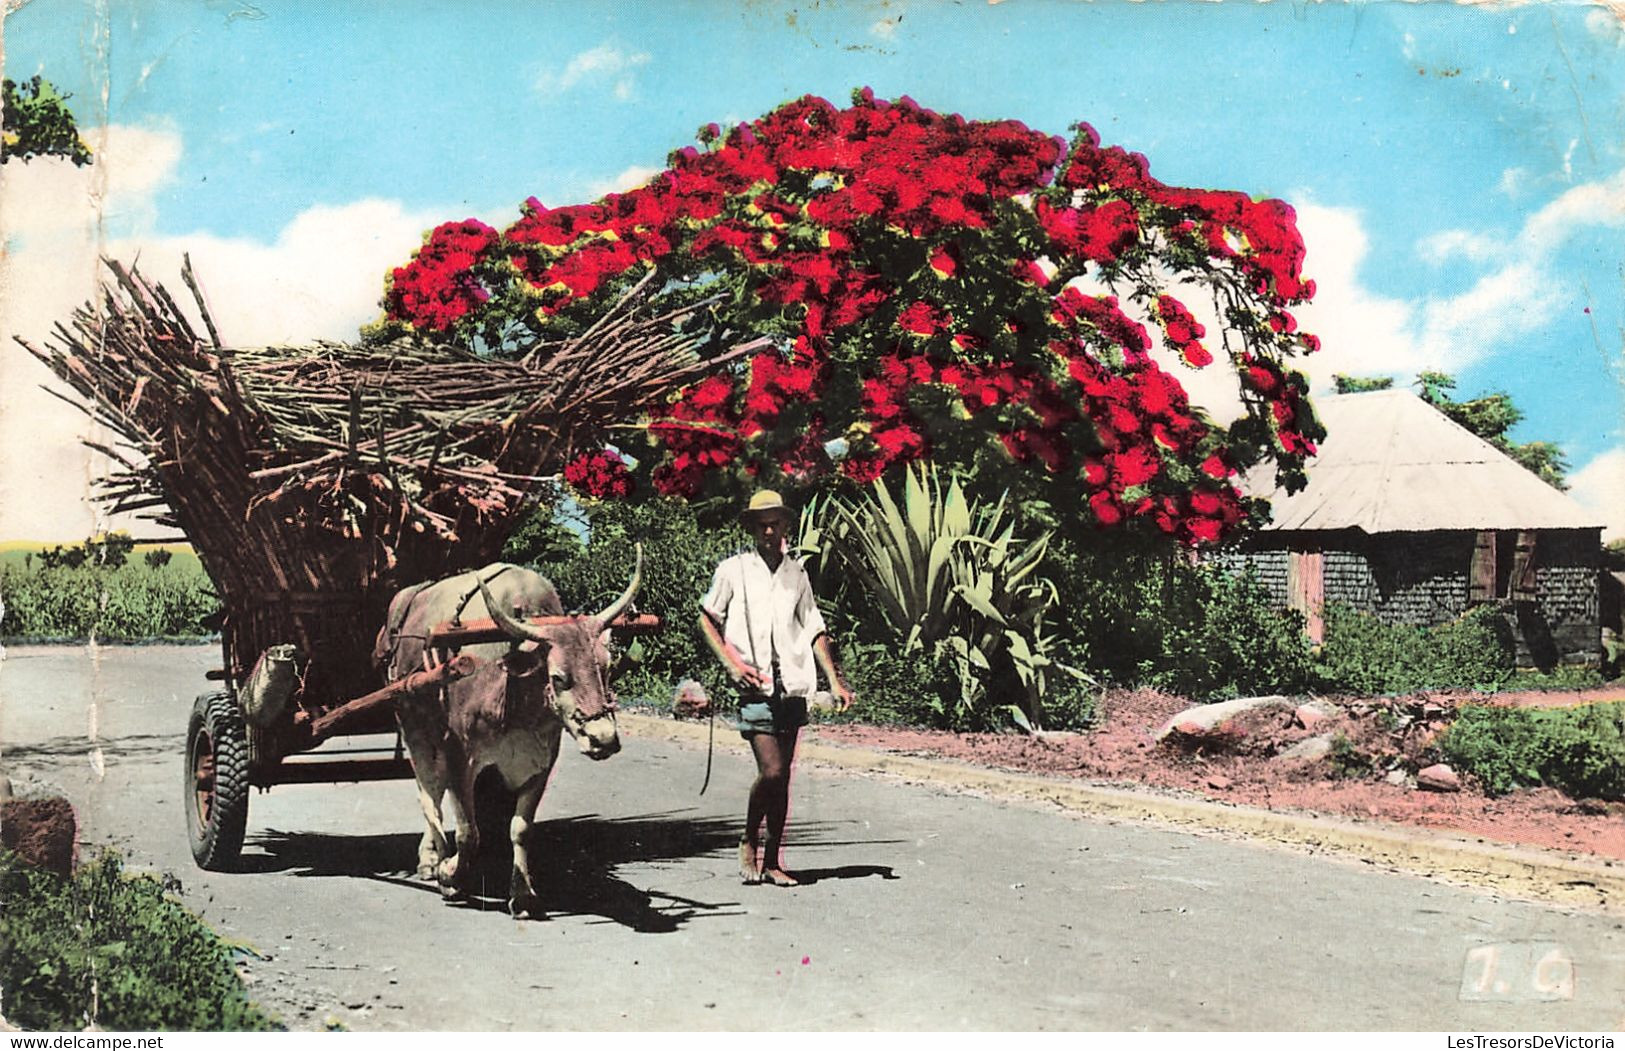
[{"left": 185, "top": 691, "right": 250, "bottom": 870}]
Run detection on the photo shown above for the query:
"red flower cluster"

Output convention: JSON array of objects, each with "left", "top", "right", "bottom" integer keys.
[
  {"left": 384, "top": 220, "right": 497, "bottom": 333},
  {"left": 385, "top": 91, "right": 1323, "bottom": 544},
  {"left": 1059, "top": 124, "right": 1314, "bottom": 309},
  {"left": 1035, "top": 198, "right": 1140, "bottom": 266},
  {"left": 1152, "top": 294, "right": 1212, "bottom": 368},
  {"left": 563, "top": 449, "right": 634, "bottom": 500}
]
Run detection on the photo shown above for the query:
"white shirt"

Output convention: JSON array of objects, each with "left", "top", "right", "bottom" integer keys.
[{"left": 701, "top": 549, "right": 828, "bottom": 698}]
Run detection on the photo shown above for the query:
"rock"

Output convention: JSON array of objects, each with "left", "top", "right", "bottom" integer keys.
[
  {"left": 1206, "top": 775, "right": 1232, "bottom": 790},
  {"left": 1277, "top": 734, "right": 1335, "bottom": 762},
  {"left": 671, "top": 679, "right": 711, "bottom": 720},
  {"left": 1294, "top": 699, "right": 1340, "bottom": 730},
  {"left": 1417, "top": 764, "right": 1461, "bottom": 793},
  {"left": 1384, "top": 768, "right": 1411, "bottom": 787},
  {"left": 1156, "top": 695, "right": 1295, "bottom": 748},
  {"left": 0, "top": 796, "right": 77, "bottom": 876},
  {"left": 808, "top": 690, "right": 836, "bottom": 712}
]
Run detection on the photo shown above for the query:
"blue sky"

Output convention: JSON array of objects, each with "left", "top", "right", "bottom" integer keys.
[{"left": 2, "top": 0, "right": 1622, "bottom": 538}]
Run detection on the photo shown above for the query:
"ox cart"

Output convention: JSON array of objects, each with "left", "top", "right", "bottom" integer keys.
[
  {"left": 22, "top": 260, "right": 764, "bottom": 881},
  {"left": 183, "top": 567, "right": 662, "bottom": 871}
]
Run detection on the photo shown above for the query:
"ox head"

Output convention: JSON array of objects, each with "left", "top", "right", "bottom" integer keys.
[{"left": 477, "top": 544, "right": 642, "bottom": 760}]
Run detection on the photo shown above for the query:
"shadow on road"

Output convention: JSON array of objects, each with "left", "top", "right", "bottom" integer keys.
[
  {"left": 1, "top": 732, "right": 182, "bottom": 763},
  {"left": 786, "top": 864, "right": 900, "bottom": 885},
  {"left": 243, "top": 809, "right": 897, "bottom": 932}
]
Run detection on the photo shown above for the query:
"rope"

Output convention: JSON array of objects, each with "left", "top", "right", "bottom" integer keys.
[{"left": 699, "top": 701, "right": 716, "bottom": 795}]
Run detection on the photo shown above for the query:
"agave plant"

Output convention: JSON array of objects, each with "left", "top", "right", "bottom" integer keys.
[{"left": 802, "top": 462, "right": 1085, "bottom": 730}]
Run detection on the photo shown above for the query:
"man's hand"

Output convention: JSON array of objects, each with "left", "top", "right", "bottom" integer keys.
[
  {"left": 833, "top": 682, "right": 856, "bottom": 711},
  {"left": 729, "top": 662, "right": 771, "bottom": 691}
]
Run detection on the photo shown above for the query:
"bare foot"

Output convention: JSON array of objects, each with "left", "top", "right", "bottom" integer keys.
[
  {"left": 739, "top": 838, "right": 763, "bottom": 885},
  {"left": 762, "top": 867, "right": 800, "bottom": 887}
]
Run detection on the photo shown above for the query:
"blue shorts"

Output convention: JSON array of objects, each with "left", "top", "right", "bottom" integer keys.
[{"left": 735, "top": 689, "right": 808, "bottom": 737}]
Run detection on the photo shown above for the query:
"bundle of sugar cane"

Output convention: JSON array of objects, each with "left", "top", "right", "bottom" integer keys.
[{"left": 18, "top": 258, "right": 763, "bottom": 702}]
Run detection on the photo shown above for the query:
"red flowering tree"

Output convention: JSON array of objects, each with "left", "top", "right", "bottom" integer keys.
[{"left": 379, "top": 90, "right": 1322, "bottom": 544}]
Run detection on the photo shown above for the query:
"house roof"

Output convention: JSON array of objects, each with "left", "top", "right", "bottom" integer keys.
[{"left": 1241, "top": 389, "right": 1602, "bottom": 533}]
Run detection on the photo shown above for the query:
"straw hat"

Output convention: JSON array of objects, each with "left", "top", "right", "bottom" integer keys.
[{"left": 741, "top": 489, "right": 794, "bottom": 522}]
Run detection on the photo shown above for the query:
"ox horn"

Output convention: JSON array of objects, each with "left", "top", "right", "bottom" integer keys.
[
  {"left": 478, "top": 577, "right": 550, "bottom": 644},
  {"left": 593, "top": 542, "right": 643, "bottom": 628}
]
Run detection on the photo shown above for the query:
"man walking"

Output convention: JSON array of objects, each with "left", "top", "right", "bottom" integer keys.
[{"left": 698, "top": 490, "right": 854, "bottom": 886}]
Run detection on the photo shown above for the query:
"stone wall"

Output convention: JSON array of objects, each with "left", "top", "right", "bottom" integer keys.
[
  {"left": 1206, "top": 527, "right": 1602, "bottom": 667},
  {"left": 1523, "top": 529, "right": 1602, "bottom": 666}
]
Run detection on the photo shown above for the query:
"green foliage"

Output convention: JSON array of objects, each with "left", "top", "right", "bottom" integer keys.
[
  {"left": 501, "top": 491, "right": 586, "bottom": 567},
  {"left": 1413, "top": 371, "right": 1568, "bottom": 489},
  {"left": 1312, "top": 603, "right": 1514, "bottom": 695},
  {"left": 0, "top": 850, "right": 277, "bottom": 1031},
  {"left": 1138, "top": 567, "right": 1315, "bottom": 701},
  {"left": 1326, "top": 733, "right": 1376, "bottom": 780},
  {"left": 507, "top": 497, "right": 745, "bottom": 705},
  {"left": 827, "top": 638, "right": 959, "bottom": 728},
  {"left": 800, "top": 463, "right": 1084, "bottom": 729},
  {"left": 1332, "top": 374, "right": 1394, "bottom": 394},
  {"left": 1502, "top": 666, "right": 1605, "bottom": 692},
  {"left": 0, "top": 555, "right": 218, "bottom": 640},
  {"left": 1439, "top": 703, "right": 1625, "bottom": 799},
  {"left": 40, "top": 533, "right": 136, "bottom": 570},
  {"left": 1043, "top": 532, "right": 1313, "bottom": 700},
  {"left": 2, "top": 76, "right": 93, "bottom": 167}
]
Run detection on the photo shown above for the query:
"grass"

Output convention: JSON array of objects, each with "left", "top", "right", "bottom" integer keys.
[
  {"left": 0, "top": 545, "right": 219, "bottom": 640},
  {"left": 0, "top": 849, "right": 279, "bottom": 1031}
]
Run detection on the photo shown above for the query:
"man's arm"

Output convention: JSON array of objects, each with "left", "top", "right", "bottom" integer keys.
[
  {"left": 812, "top": 633, "right": 855, "bottom": 711},
  {"left": 698, "top": 609, "right": 771, "bottom": 691}
]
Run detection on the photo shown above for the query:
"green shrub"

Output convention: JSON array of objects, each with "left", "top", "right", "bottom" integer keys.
[
  {"left": 824, "top": 638, "right": 959, "bottom": 729},
  {"left": 1045, "top": 534, "right": 1313, "bottom": 700},
  {"left": 1313, "top": 603, "right": 1513, "bottom": 695},
  {"left": 1326, "top": 732, "right": 1376, "bottom": 780},
  {"left": 1044, "top": 530, "right": 1182, "bottom": 686},
  {"left": 1439, "top": 702, "right": 1625, "bottom": 799},
  {"left": 1500, "top": 666, "right": 1606, "bottom": 692},
  {"left": 0, "top": 850, "right": 277, "bottom": 1031},
  {"left": 1140, "top": 567, "right": 1314, "bottom": 701}
]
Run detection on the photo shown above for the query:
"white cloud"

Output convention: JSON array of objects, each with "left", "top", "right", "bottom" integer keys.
[
  {"left": 1568, "top": 448, "right": 1625, "bottom": 541},
  {"left": 1522, "top": 167, "right": 1625, "bottom": 252},
  {"left": 0, "top": 123, "right": 182, "bottom": 244},
  {"left": 1292, "top": 166, "right": 1625, "bottom": 393},
  {"left": 871, "top": 15, "right": 903, "bottom": 39},
  {"left": 0, "top": 125, "right": 442, "bottom": 540},
  {"left": 1417, "top": 228, "right": 1499, "bottom": 265},
  {"left": 535, "top": 44, "right": 650, "bottom": 99},
  {"left": 1291, "top": 204, "right": 1427, "bottom": 382},
  {"left": 1499, "top": 167, "right": 1527, "bottom": 197},
  {"left": 590, "top": 165, "right": 662, "bottom": 197}
]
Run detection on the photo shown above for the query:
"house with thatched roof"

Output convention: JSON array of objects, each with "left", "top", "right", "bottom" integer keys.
[{"left": 1207, "top": 389, "right": 1604, "bottom": 668}]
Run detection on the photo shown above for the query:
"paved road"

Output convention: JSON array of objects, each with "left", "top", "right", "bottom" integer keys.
[{"left": 3, "top": 644, "right": 1624, "bottom": 1031}]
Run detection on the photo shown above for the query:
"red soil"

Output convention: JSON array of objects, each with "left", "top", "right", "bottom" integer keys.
[
  {"left": 808, "top": 687, "right": 1625, "bottom": 862},
  {"left": 1, "top": 797, "right": 78, "bottom": 877}
]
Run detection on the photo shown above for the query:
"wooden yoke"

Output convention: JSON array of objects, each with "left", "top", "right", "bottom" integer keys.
[{"left": 426, "top": 613, "right": 663, "bottom": 649}]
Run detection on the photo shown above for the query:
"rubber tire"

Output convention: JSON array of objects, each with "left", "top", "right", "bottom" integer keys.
[{"left": 185, "top": 690, "right": 250, "bottom": 871}]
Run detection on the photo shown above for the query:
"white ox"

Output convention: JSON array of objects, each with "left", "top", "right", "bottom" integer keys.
[{"left": 372, "top": 550, "right": 640, "bottom": 917}]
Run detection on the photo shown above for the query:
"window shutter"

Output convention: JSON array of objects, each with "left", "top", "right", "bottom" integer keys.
[
  {"left": 1509, "top": 530, "right": 1538, "bottom": 601},
  {"left": 1469, "top": 530, "right": 1496, "bottom": 603}
]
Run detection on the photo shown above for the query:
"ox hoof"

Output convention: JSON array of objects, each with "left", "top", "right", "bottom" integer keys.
[{"left": 508, "top": 893, "right": 545, "bottom": 919}]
